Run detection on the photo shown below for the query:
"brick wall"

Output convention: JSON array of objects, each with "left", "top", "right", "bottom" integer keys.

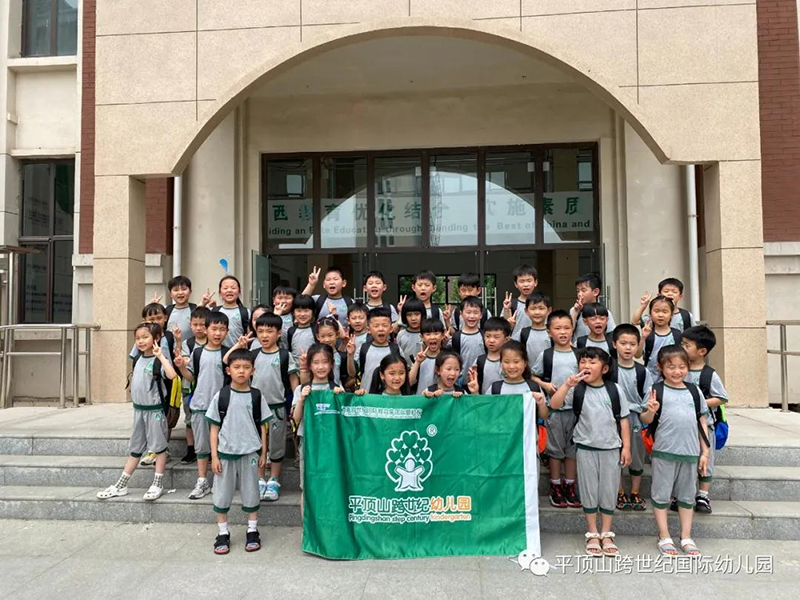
[
  {"left": 78, "top": 0, "right": 96, "bottom": 253},
  {"left": 758, "top": 0, "right": 800, "bottom": 242},
  {"left": 145, "top": 178, "right": 173, "bottom": 254}
]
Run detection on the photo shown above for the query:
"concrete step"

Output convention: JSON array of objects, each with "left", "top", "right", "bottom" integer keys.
[{"left": 714, "top": 444, "right": 800, "bottom": 467}]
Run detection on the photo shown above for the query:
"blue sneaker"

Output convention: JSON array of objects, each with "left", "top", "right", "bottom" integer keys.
[
  {"left": 258, "top": 478, "right": 268, "bottom": 500},
  {"left": 264, "top": 477, "right": 280, "bottom": 502}
]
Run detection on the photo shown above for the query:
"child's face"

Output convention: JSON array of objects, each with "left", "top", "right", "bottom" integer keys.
[
  {"left": 650, "top": 301, "right": 673, "bottom": 327},
  {"left": 348, "top": 310, "right": 367, "bottom": 333},
  {"left": 294, "top": 308, "right": 313, "bottom": 326},
  {"left": 190, "top": 317, "right": 207, "bottom": 338},
  {"left": 659, "top": 284, "right": 683, "bottom": 307},
  {"left": 227, "top": 359, "right": 254, "bottom": 386},
  {"left": 256, "top": 325, "right": 280, "bottom": 348},
  {"left": 422, "top": 331, "right": 444, "bottom": 352},
  {"left": 251, "top": 308, "right": 267, "bottom": 330},
  {"left": 380, "top": 363, "right": 407, "bottom": 392},
  {"left": 501, "top": 350, "right": 526, "bottom": 380},
  {"left": 659, "top": 356, "right": 688, "bottom": 384},
  {"left": 273, "top": 292, "right": 294, "bottom": 311},
  {"left": 458, "top": 285, "right": 480, "bottom": 299},
  {"left": 681, "top": 339, "right": 706, "bottom": 362},
  {"left": 170, "top": 285, "right": 191, "bottom": 306},
  {"left": 323, "top": 272, "right": 346, "bottom": 297},
  {"left": 363, "top": 276, "right": 386, "bottom": 300},
  {"left": 406, "top": 311, "right": 423, "bottom": 330},
  {"left": 547, "top": 316, "right": 574, "bottom": 347},
  {"left": 368, "top": 316, "right": 392, "bottom": 343},
  {"left": 525, "top": 302, "right": 550, "bottom": 327},
  {"left": 316, "top": 324, "right": 338, "bottom": 348},
  {"left": 576, "top": 283, "right": 600, "bottom": 304},
  {"left": 461, "top": 305, "right": 482, "bottom": 329},
  {"left": 585, "top": 314, "right": 609, "bottom": 336},
  {"left": 145, "top": 313, "right": 167, "bottom": 329},
  {"left": 437, "top": 357, "right": 461, "bottom": 389},
  {"left": 219, "top": 279, "right": 240, "bottom": 305},
  {"left": 412, "top": 279, "right": 435, "bottom": 302},
  {"left": 134, "top": 329, "right": 156, "bottom": 353},
  {"left": 514, "top": 274, "right": 537, "bottom": 297},
  {"left": 578, "top": 356, "right": 608, "bottom": 383},
  {"left": 483, "top": 330, "right": 508, "bottom": 353},
  {"left": 309, "top": 353, "right": 332, "bottom": 382},
  {"left": 613, "top": 333, "right": 639, "bottom": 361},
  {"left": 206, "top": 322, "right": 228, "bottom": 346}
]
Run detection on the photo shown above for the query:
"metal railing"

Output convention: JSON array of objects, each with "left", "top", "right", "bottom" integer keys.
[
  {"left": 0, "top": 324, "right": 100, "bottom": 409},
  {"left": 767, "top": 320, "right": 800, "bottom": 412}
]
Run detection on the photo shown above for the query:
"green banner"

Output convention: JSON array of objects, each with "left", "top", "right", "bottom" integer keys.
[{"left": 301, "top": 391, "right": 541, "bottom": 560}]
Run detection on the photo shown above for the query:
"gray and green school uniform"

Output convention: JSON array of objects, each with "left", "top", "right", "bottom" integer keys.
[
  {"left": 616, "top": 364, "right": 654, "bottom": 476},
  {"left": 128, "top": 356, "right": 169, "bottom": 458},
  {"left": 514, "top": 327, "right": 550, "bottom": 366},
  {"left": 313, "top": 295, "right": 351, "bottom": 327},
  {"left": 180, "top": 338, "right": 206, "bottom": 426},
  {"left": 217, "top": 305, "right": 246, "bottom": 348},
  {"left": 644, "top": 330, "right": 678, "bottom": 379},
  {"left": 357, "top": 343, "right": 394, "bottom": 391},
  {"left": 583, "top": 336, "right": 612, "bottom": 354},
  {"left": 186, "top": 347, "right": 226, "bottom": 459},
  {"left": 205, "top": 389, "right": 272, "bottom": 514},
  {"left": 279, "top": 313, "right": 294, "bottom": 348},
  {"left": 511, "top": 303, "right": 532, "bottom": 338},
  {"left": 650, "top": 384, "right": 710, "bottom": 509},
  {"left": 292, "top": 382, "right": 332, "bottom": 490},
  {"left": 415, "top": 353, "right": 439, "bottom": 392},
  {"left": 367, "top": 302, "right": 399, "bottom": 323},
  {"left": 573, "top": 309, "right": 616, "bottom": 341},
  {"left": 685, "top": 369, "right": 728, "bottom": 483},
  {"left": 532, "top": 348, "right": 579, "bottom": 460},
  {"left": 396, "top": 328, "right": 421, "bottom": 366},
  {"left": 569, "top": 383, "right": 630, "bottom": 515},
  {"left": 492, "top": 380, "right": 535, "bottom": 395},
  {"left": 166, "top": 305, "right": 193, "bottom": 339},
  {"left": 353, "top": 331, "right": 369, "bottom": 359},
  {"left": 253, "top": 349, "right": 298, "bottom": 463},
  {"left": 287, "top": 325, "right": 315, "bottom": 362},
  {"left": 449, "top": 330, "right": 485, "bottom": 378},
  {"left": 473, "top": 355, "right": 503, "bottom": 394}
]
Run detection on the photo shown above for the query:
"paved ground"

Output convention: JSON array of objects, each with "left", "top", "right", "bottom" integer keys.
[{"left": 0, "top": 519, "right": 795, "bottom": 599}]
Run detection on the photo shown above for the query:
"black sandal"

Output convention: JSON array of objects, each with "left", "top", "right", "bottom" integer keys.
[
  {"left": 245, "top": 530, "right": 261, "bottom": 552},
  {"left": 214, "top": 533, "right": 230, "bottom": 555}
]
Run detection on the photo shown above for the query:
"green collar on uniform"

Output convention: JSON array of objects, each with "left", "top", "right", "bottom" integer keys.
[
  {"left": 664, "top": 383, "right": 688, "bottom": 391},
  {"left": 586, "top": 382, "right": 605, "bottom": 388}
]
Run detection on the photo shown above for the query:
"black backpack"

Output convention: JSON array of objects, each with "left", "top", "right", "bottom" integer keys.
[
  {"left": 428, "top": 305, "right": 442, "bottom": 322},
  {"left": 696, "top": 364, "right": 725, "bottom": 426},
  {"left": 286, "top": 326, "right": 313, "bottom": 353},
  {"left": 357, "top": 340, "right": 402, "bottom": 379},
  {"left": 314, "top": 294, "right": 353, "bottom": 317},
  {"left": 643, "top": 328, "right": 683, "bottom": 366},
  {"left": 217, "top": 386, "right": 263, "bottom": 436},
  {"left": 677, "top": 309, "right": 692, "bottom": 331},
  {"left": 575, "top": 333, "right": 617, "bottom": 359},
  {"left": 450, "top": 330, "right": 485, "bottom": 356},
  {"left": 540, "top": 347, "right": 579, "bottom": 383},
  {"left": 573, "top": 381, "right": 623, "bottom": 436},
  {"left": 509, "top": 297, "right": 520, "bottom": 316},
  {"left": 520, "top": 327, "right": 552, "bottom": 352},
  {"left": 426, "top": 383, "right": 467, "bottom": 394},
  {"left": 130, "top": 354, "right": 169, "bottom": 413},
  {"left": 212, "top": 304, "right": 250, "bottom": 336},
  {"left": 336, "top": 350, "right": 350, "bottom": 388},
  {"left": 163, "top": 331, "right": 176, "bottom": 361},
  {"left": 251, "top": 348, "right": 294, "bottom": 403},
  {"left": 475, "top": 354, "right": 490, "bottom": 392},
  {"left": 192, "top": 345, "right": 232, "bottom": 388},
  {"left": 166, "top": 303, "right": 197, "bottom": 319},
  {"left": 452, "top": 306, "right": 489, "bottom": 331},
  {"left": 609, "top": 362, "right": 647, "bottom": 400},
  {"left": 646, "top": 381, "right": 711, "bottom": 449},
  {"left": 490, "top": 378, "right": 541, "bottom": 395}
]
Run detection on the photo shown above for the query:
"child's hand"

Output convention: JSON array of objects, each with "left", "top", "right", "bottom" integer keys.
[
  {"left": 443, "top": 304, "right": 452, "bottom": 323},
  {"left": 333, "top": 387, "right": 345, "bottom": 394},
  {"left": 300, "top": 385, "right": 311, "bottom": 400},
  {"left": 397, "top": 295, "right": 407, "bottom": 314},
  {"left": 274, "top": 300, "right": 288, "bottom": 316},
  {"left": 698, "top": 454, "right": 709, "bottom": 477},
  {"left": 258, "top": 452, "right": 267, "bottom": 469},
  {"left": 152, "top": 345, "right": 163, "bottom": 359},
  {"left": 466, "top": 366, "right": 479, "bottom": 394},
  {"left": 327, "top": 300, "right": 337, "bottom": 316},
  {"left": 452, "top": 391, "right": 464, "bottom": 398},
  {"left": 173, "top": 354, "right": 186, "bottom": 368},
  {"left": 564, "top": 374, "right": 583, "bottom": 388},
  {"left": 507, "top": 314, "right": 516, "bottom": 330},
  {"left": 236, "top": 333, "right": 253, "bottom": 349},
  {"left": 503, "top": 291, "right": 513, "bottom": 312},
  {"left": 346, "top": 334, "right": 356, "bottom": 356},
  {"left": 641, "top": 320, "right": 653, "bottom": 339},
  {"left": 354, "top": 389, "right": 367, "bottom": 396},
  {"left": 212, "top": 457, "right": 222, "bottom": 475},
  {"left": 308, "top": 266, "right": 321, "bottom": 287},
  {"left": 640, "top": 291, "right": 652, "bottom": 307},
  {"left": 150, "top": 291, "right": 163, "bottom": 305},
  {"left": 572, "top": 296, "right": 584, "bottom": 314},
  {"left": 645, "top": 389, "right": 659, "bottom": 413},
  {"left": 299, "top": 352, "right": 307, "bottom": 371},
  {"left": 201, "top": 288, "right": 215, "bottom": 307},
  {"left": 533, "top": 392, "right": 546, "bottom": 407},
  {"left": 542, "top": 382, "right": 558, "bottom": 395},
  {"left": 171, "top": 324, "right": 182, "bottom": 344},
  {"left": 620, "top": 448, "right": 632, "bottom": 468},
  {"left": 415, "top": 349, "right": 426, "bottom": 364}
]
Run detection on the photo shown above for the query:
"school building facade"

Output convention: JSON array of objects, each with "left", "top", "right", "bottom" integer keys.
[{"left": 0, "top": 1, "right": 798, "bottom": 407}]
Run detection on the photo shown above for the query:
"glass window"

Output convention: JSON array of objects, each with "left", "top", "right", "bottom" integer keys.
[
  {"left": 320, "top": 157, "right": 367, "bottom": 249},
  {"left": 543, "top": 147, "right": 595, "bottom": 244},
  {"left": 429, "top": 153, "right": 478, "bottom": 247},
  {"left": 52, "top": 240, "right": 73, "bottom": 323},
  {"left": 20, "top": 246, "right": 48, "bottom": 324},
  {"left": 54, "top": 162, "right": 74, "bottom": 235},
  {"left": 56, "top": 0, "right": 78, "bottom": 56},
  {"left": 22, "top": 163, "right": 52, "bottom": 237},
  {"left": 374, "top": 156, "right": 422, "bottom": 248},
  {"left": 22, "top": 0, "right": 78, "bottom": 57},
  {"left": 265, "top": 159, "right": 314, "bottom": 250},
  {"left": 485, "top": 152, "right": 536, "bottom": 246}
]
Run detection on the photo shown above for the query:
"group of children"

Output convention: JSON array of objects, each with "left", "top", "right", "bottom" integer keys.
[{"left": 98, "top": 266, "right": 728, "bottom": 559}]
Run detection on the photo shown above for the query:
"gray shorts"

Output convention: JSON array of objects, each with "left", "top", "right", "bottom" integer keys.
[
  {"left": 577, "top": 447, "right": 621, "bottom": 515},
  {"left": 545, "top": 411, "right": 577, "bottom": 460},
  {"left": 268, "top": 406, "right": 287, "bottom": 463},
  {"left": 191, "top": 410, "right": 210, "bottom": 458},
  {"left": 298, "top": 437, "right": 304, "bottom": 491},
  {"left": 212, "top": 452, "right": 261, "bottom": 514},
  {"left": 183, "top": 397, "right": 192, "bottom": 427},
  {"left": 627, "top": 413, "right": 646, "bottom": 476},
  {"left": 651, "top": 457, "right": 698, "bottom": 509},
  {"left": 700, "top": 424, "right": 715, "bottom": 483},
  {"left": 128, "top": 408, "right": 168, "bottom": 457}
]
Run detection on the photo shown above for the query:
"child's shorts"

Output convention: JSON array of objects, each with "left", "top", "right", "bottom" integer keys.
[
  {"left": 627, "top": 412, "right": 645, "bottom": 476},
  {"left": 699, "top": 423, "right": 715, "bottom": 484},
  {"left": 651, "top": 456, "right": 698, "bottom": 509},
  {"left": 268, "top": 406, "right": 287, "bottom": 463},
  {"left": 544, "top": 411, "right": 577, "bottom": 460},
  {"left": 128, "top": 408, "right": 168, "bottom": 457},
  {"left": 212, "top": 452, "right": 260, "bottom": 514},
  {"left": 192, "top": 410, "right": 210, "bottom": 458},
  {"left": 576, "top": 447, "right": 621, "bottom": 515}
]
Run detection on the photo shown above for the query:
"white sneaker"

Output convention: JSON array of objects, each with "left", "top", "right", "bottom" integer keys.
[
  {"left": 97, "top": 484, "right": 128, "bottom": 499},
  {"left": 188, "top": 479, "right": 211, "bottom": 500},
  {"left": 139, "top": 452, "right": 156, "bottom": 466},
  {"left": 263, "top": 478, "right": 281, "bottom": 502},
  {"left": 143, "top": 485, "right": 164, "bottom": 501}
]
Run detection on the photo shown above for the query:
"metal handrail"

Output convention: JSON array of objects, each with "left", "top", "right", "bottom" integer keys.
[
  {"left": 766, "top": 320, "right": 800, "bottom": 412},
  {"left": 0, "top": 323, "right": 100, "bottom": 409}
]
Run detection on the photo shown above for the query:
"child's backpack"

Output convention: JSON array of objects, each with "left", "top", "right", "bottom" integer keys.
[
  {"left": 575, "top": 333, "right": 617, "bottom": 359},
  {"left": 475, "top": 354, "right": 489, "bottom": 392},
  {"left": 609, "top": 362, "right": 647, "bottom": 401},
  {"left": 643, "top": 327, "right": 683, "bottom": 366},
  {"left": 250, "top": 348, "right": 293, "bottom": 403},
  {"left": 212, "top": 303, "right": 251, "bottom": 335},
  {"left": 642, "top": 381, "right": 711, "bottom": 454},
  {"left": 572, "top": 381, "right": 623, "bottom": 437},
  {"left": 217, "top": 386, "right": 263, "bottom": 436},
  {"left": 450, "top": 330, "right": 486, "bottom": 356},
  {"left": 540, "top": 347, "right": 579, "bottom": 385},
  {"left": 697, "top": 364, "right": 729, "bottom": 450},
  {"left": 428, "top": 305, "right": 442, "bottom": 323},
  {"left": 452, "top": 306, "right": 489, "bottom": 331},
  {"left": 357, "top": 340, "right": 402, "bottom": 383},
  {"left": 490, "top": 379, "right": 547, "bottom": 454},
  {"left": 192, "top": 345, "right": 232, "bottom": 388},
  {"left": 165, "top": 302, "right": 197, "bottom": 319},
  {"left": 336, "top": 350, "right": 350, "bottom": 390},
  {"left": 677, "top": 308, "right": 692, "bottom": 331},
  {"left": 520, "top": 327, "right": 552, "bottom": 352},
  {"left": 314, "top": 294, "right": 353, "bottom": 318}
]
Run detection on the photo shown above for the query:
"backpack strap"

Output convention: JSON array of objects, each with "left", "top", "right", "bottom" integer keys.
[
  {"left": 186, "top": 337, "right": 196, "bottom": 355},
  {"left": 426, "top": 384, "right": 439, "bottom": 393},
  {"left": 685, "top": 382, "right": 712, "bottom": 450},
  {"left": 606, "top": 381, "right": 622, "bottom": 436},
  {"left": 476, "top": 354, "right": 487, "bottom": 392},
  {"left": 606, "top": 333, "right": 617, "bottom": 359},
  {"left": 572, "top": 382, "right": 586, "bottom": 420},
  {"left": 217, "top": 386, "right": 231, "bottom": 425},
  {"left": 520, "top": 327, "right": 531, "bottom": 348},
  {"left": 191, "top": 346, "right": 203, "bottom": 381},
  {"left": 510, "top": 298, "right": 519, "bottom": 316},
  {"left": 490, "top": 380, "right": 504, "bottom": 395},
  {"left": 164, "top": 331, "right": 176, "bottom": 361},
  {"left": 151, "top": 358, "right": 169, "bottom": 413},
  {"left": 453, "top": 308, "right": 461, "bottom": 330},
  {"left": 314, "top": 293, "right": 328, "bottom": 317},
  {"left": 239, "top": 305, "right": 250, "bottom": 335},
  {"left": 698, "top": 365, "right": 715, "bottom": 399},
  {"left": 576, "top": 335, "right": 588, "bottom": 350},
  {"left": 525, "top": 378, "right": 542, "bottom": 393},
  {"left": 358, "top": 341, "right": 371, "bottom": 377},
  {"left": 338, "top": 350, "right": 349, "bottom": 387},
  {"left": 679, "top": 308, "right": 692, "bottom": 331},
  {"left": 451, "top": 331, "right": 462, "bottom": 355},
  {"left": 480, "top": 308, "right": 489, "bottom": 331},
  {"left": 635, "top": 363, "right": 647, "bottom": 400},
  {"left": 286, "top": 326, "right": 296, "bottom": 350},
  {"left": 541, "top": 348, "right": 555, "bottom": 383},
  {"left": 165, "top": 304, "right": 174, "bottom": 318},
  {"left": 250, "top": 388, "right": 262, "bottom": 434},
  {"left": 279, "top": 348, "right": 293, "bottom": 402},
  {"left": 430, "top": 305, "right": 441, "bottom": 321}
]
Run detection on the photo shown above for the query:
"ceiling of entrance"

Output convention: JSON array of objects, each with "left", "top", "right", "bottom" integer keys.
[{"left": 250, "top": 35, "right": 575, "bottom": 98}]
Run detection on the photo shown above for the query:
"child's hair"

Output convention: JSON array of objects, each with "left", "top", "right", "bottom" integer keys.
[
  {"left": 577, "top": 346, "right": 612, "bottom": 379},
  {"left": 546, "top": 309, "right": 573, "bottom": 328},
  {"left": 250, "top": 303, "right": 270, "bottom": 317},
  {"left": 483, "top": 316, "right": 511, "bottom": 337},
  {"left": 190, "top": 306, "right": 211, "bottom": 321},
  {"left": 649, "top": 295, "right": 675, "bottom": 313},
  {"left": 314, "top": 315, "right": 339, "bottom": 338},
  {"left": 421, "top": 317, "right": 445, "bottom": 335},
  {"left": 657, "top": 344, "right": 689, "bottom": 367},
  {"left": 227, "top": 348, "right": 255, "bottom": 367},
  {"left": 658, "top": 277, "right": 684, "bottom": 294},
  {"left": 512, "top": 264, "right": 538, "bottom": 281},
  {"left": 368, "top": 306, "right": 393, "bottom": 323},
  {"left": 435, "top": 350, "right": 462, "bottom": 372},
  {"left": 500, "top": 340, "right": 531, "bottom": 380},
  {"left": 306, "top": 343, "right": 335, "bottom": 382},
  {"left": 255, "top": 312, "right": 283, "bottom": 331},
  {"left": 368, "top": 354, "right": 410, "bottom": 395},
  {"left": 401, "top": 298, "right": 426, "bottom": 325},
  {"left": 347, "top": 302, "right": 369, "bottom": 318},
  {"left": 526, "top": 292, "right": 552, "bottom": 309},
  {"left": 142, "top": 303, "right": 167, "bottom": 320},
  {"left": 206, "top": 311, "right": 229, "bottom": 328},
  {"left": 612, "top": 323, "right": 641, "bottom": 343},
  {"left": 457, "top": 273, "right": 481, "bottom": 289},
  {"left": 460, "top": 296, "right": 483, "bottom": 312},
  {"left": 292, "top": 294, "right": 316, "bottom": 312},
  {"left": 581, "top": 302, "right": 609, "bottom": 319},
  {"left": 363, "top": 270, "right": 386, "bottom": 285},
  {"left": 412, "top": 270, "right": 437, "bottom": 286},
  {"left": 134, "top": 321, "right": 162, "bottom": 340},
  {"left": 681, "top": 325, "right": 716, "bottom": 353},
  {"left": 325, "top": 266, "right": 345, "bottom": 279},
  {"left": 575, "top": 273, "right": 602, "bottom": 290},
  {"left": 219, "top": 275, "right": 242, "bottom": 291},
  {"left": 272, "top": 285, "right": 297, "bottom": 299},
  {"left": 168, "top": 275, "right": 192, "bottom": 290}
]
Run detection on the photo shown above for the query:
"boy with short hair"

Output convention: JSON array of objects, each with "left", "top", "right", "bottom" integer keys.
[
  {"left": 531, "top": 310, "right": 580, "bottom": 509},
  {"left": 179, "top": 305, "right": 211, "bottom": 465},
  {"left": 165, "top": 275, "right": 198, "bottom": 339},
  {"left": 409, "top": 318, "right": 446, "bottom": 393},
  {"left": 206, "top": 348, "right": 271, "bottom": 555},
  {"left": 469, "top": 316, "right": 511, "bottom": 394},
  {"left": 303, "top": 266, "right": 353, "bottom": 326},
  {"left": 271, "top": 285, "right": 297, "bottom": 347},
  {"left": 396, "top": 298, "right": 425, "bottom": 366},
  {"left": 347, "top": 302, "right": 370, "bottom": 358},
  {"left": 575, "top": 303, "right": 615, "bottom": 357},
  {"left": 350, "top": 307, "right": 401, "bottom": 390},
  {"left": 632, "top": 278, "right": 695, "bottom": 332},
  {"left": 571, "top": 273, "right": 616, "bottom": 340},
  {"left": 408, "top": 270, "right": 448, "bottom": 327},
  {"left": 362, "top": 270, "right": 399, "bottom": 322},
  {"left": 515, "top": 292, "right": 552, "bottom": 364},
  {"left": 448, "top": 296, "right": 486, "bottom": 378},
  {"left": 550, "top": 347, "right": 631, "bottom": 556},
  {"left": 503, "top": 264, "right": 538, "bottom": 337},
  {"left": 175, "top": 311, "right": 231, "bottom": 500},
  {"left": 682, "top": 325, "right": 728, "bottom": 514},
  {"left": 286, "top": 294, "right": 316, "bottom": 362},
  {"left": 450, "top": 273, "right": 490, "bottom": 331},
  {"left": 611, "top": 323, "right": 653, "bottom": 511}
]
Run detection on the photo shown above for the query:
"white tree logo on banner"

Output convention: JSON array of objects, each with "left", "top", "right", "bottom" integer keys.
[{"left": 385, "top": 431, "right": 434, "bottom": 492}]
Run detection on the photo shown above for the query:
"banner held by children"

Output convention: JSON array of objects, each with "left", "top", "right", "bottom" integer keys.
[{"left": 302, "top": 390, "right": 541, "bottom": 560}]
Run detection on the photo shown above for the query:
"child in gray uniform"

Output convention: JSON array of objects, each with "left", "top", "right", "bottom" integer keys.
[
  {"left": 97, "top": 323, "right": 177, "bottom": 501},
  {"left": 467, "top": 317, "right": 510, "bottom": 394},
  {"left": 514, "top": 293, "right": 552, "bottom": 365},
  {"left": 213, "top": 275, "right": 250, "bottom": 348},
  {"left": 550, "top": 347, "right": 631, "bottom": 557},
  {"left": 396, "top": 298, "right": 424, "bottom": 366},
  {"left": 409, "top": 318, "right": 446, "bottom": 393},
  {"left": 448, "top": 296, "right": 487, "bottom": 380},
  {"left": 570, "top": 273, "right": 616, "bottom": 341},
  {"left": 206, "top": 349, "right": 272, "bottom": 555},
  {"left": 287, "top": 294, "right": 316, "bottom": 362},
  {"left": 640, "top": 345, "right": 710, "bottom": 557}
]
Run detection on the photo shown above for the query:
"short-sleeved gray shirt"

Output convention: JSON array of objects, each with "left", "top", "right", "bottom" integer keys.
[
  {"left": 511, "top": 304, "right": 532, "bottom": 337},
  {"left": 570, "top": 383, "right": 630, "bottom": 449},
  {"left": 205, "top": 389, "right": 272, "bottom": 456},
  {"left": 450, "top": 331, "right": 484, "bottom": 377},
  {"left": 180, "top": 338, "right": 205, "bottom": 392},
  {"left": 425, "top": 306, "right": 447, "bottom": 327},
  {"left": 167, "top": 305, "right": 193, "bottom": 340},
  {"left": 495, "top": 380, "right": 534, "bottom": 395},
  {"left": 473, "top": 356, "right": 503, "bottom": 394},
  {"left": 616, "top": 364, "right": 654, "bottom": 413},
  {"left": 131, "top": 356, "right": 166, "bottom": 408},
  {"left": 415, "top": 354, "right": 438, "bottom": 392},
  {"left": 518, "top": 328, "right": 550, "bottom": 366},
  {"left": 358, "top": 343, "right": 394, "bottom": 390},
  {"left": 532, "top": 348, "right": 579, "bottom": 408},
  {"left": 353, "top": 331, "right": 369, "bottom": 359},
  {"left": 218, "top": 306, "right": 245, "bottom": 348},
  {"left": 253, "top": 349, "right": 299, "bottom": 406},
  {"left": 367, "top": 303, "right": 399, "bottom": 323},
  {"left": 574, "top": 309, "right": 616, "bottom": 341},
  {"left": 396, "top": 329, "right": 421, "bottom": 366},
  {"left": 584, "top": 336, "right": 612, "bottom": 355},
  {"left": 685, "top": 369, "right": 728, "bottom": 426},
  {"left": 288, "top": 326, "right": 315, "bottom": 362},
  {"left": 187, "top": 347, "right": 225, "bottom": 411},
  {"left": 652, "top": 384, "right": 709, "bottom": 460},
  {"left": 645, "top": 330, "right": 678, "bottom": 378},
  {"left": 314, "top": 295, "right": 350, "bottom": 327}
]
